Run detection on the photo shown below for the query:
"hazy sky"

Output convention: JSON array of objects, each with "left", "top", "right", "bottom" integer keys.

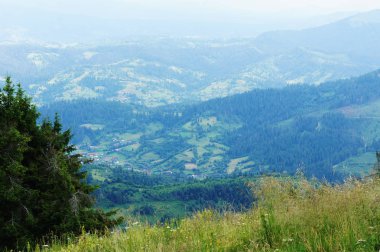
[
  {"left": 3, "top": 0, "right": 380, "bottom": 18},
  {"left": 1, "top": 0, "right": 380, "bottom": 41}
]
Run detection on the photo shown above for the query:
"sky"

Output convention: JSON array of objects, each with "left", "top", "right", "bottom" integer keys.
[
  {"left": 1, "top": 0, "right": 380, "bottom": 42},
  {"left": 3, "top": 0, "right": 380, "bottom": 18}
]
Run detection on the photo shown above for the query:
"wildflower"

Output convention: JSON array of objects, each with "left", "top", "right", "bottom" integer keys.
[
  {"left": 282, "top": 238, "right": 293, "bottom": 242},
  {"left": 132, "top": 222, "right": 139, "bottom": 226}
]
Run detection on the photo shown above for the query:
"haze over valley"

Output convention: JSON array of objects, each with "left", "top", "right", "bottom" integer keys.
[{"left": 2, "top": 10, "right": 380, "bottom": 108}]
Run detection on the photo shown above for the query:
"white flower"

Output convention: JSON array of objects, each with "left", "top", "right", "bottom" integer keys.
[
  {"left": 356, "top": 239, "right": 366, "bottom": 244},
  {"left": 282, "top": 238, "right": 293, "bottom": 242}
]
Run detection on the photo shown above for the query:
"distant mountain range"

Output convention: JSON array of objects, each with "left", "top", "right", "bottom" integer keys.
[{"left": 2, "top": 10, "right": 380, "bottom": 106}]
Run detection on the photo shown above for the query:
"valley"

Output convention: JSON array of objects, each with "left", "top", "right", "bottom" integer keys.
[
  {"left": 3, "top": 6, "right": 380, "bottom": 250},
  {"left": 41, "top": 70, "right": 380, "bottom": 181}
]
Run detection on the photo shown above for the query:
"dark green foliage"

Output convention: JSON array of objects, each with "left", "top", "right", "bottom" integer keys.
[
  {"left": 373, "top": 151, "right": 380, "bottom": 177},
  {"left": 0, "top": 78, "right": 121, "bottom": 250},
  {"left": 89, "top": 165, "right": 255, "bottom": 221},
  {"left": 133, "top": 205, "right": 155, "bottom": 216},
  {"left": 227, "top": 113, "right": 361, "bottom": 180}
]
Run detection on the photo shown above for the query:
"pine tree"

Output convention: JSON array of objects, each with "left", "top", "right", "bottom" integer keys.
[
  {"left": 0, "top": 78, "right": 121, "bottom": 250},
  {"left": 374, "top": 151, "right": 380, "bottom": 177}
]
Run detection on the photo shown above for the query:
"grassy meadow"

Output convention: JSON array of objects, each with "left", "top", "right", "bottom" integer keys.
[{"left": 34, "top": 176, "right": 380, "bottom": 252}]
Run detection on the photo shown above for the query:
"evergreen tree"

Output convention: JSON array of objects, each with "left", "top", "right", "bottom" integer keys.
[
  {"left": 373, "top": 151, "right": 380, "bottom": 177},
  {"left": 0, "top": 77, "right": 121, "bottom": 250}
]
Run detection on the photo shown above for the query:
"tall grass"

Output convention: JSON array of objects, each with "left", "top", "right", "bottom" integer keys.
[{"left": 43, "top": 176, "right": 380, "bottom": 251}]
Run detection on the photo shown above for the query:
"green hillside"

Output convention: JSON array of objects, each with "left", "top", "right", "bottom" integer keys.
[
  {"left": 86, "top": 165, "right": 254, "bottom": 223},
  {"left": 41, "top": 70, "right": 380, "bottom": 180},
  {"left": 42, "top": 176, "right": 380, "bottom": 252}
]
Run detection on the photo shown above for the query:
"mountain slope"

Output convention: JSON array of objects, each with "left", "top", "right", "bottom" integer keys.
[
  {"left": 41, "top": 69, "right": 380, "bottom": 180},
  {"left": 47, "top": 177, "right": 380, "bottom": 252},
  {"left": 255, "top": 10, "right": 380, "bottom": 57}
]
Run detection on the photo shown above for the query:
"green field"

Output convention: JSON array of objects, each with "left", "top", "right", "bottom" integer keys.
[
  {"left": 78, "top": 115, "right": 243, "bottom": 175},
  {"left": 334, "top": 152, "right": 376, "bottom": 176}
]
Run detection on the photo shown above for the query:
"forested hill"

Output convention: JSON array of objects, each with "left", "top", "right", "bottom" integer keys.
[
  {"left": 190, "top": 69, "right": 380, "bottom": 119},
  {"left": 41, "top": 70, "right": 380, "bottom": 180}
]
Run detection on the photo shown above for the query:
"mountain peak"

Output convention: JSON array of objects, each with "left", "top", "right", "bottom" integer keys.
[{"left": 345, "top": 9, "right": 380, "bottom": 27}]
